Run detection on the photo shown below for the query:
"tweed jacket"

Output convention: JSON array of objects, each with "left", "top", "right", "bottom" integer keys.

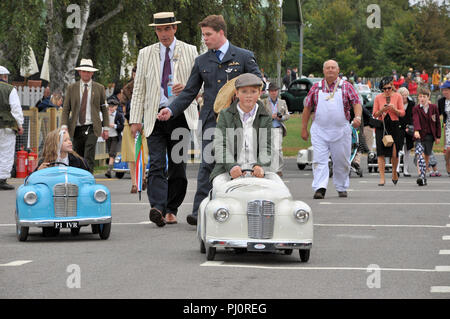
[
  {"left": 210, "top": 100, "right": 272, "bottom": 181},
  {"left": 61, "top": 81, "right": 109, "bottom": 138},
  {"left": 129, "top": 39, "right": 199, "bottom": 137},
  {"left": 262, "top": 97, "right": 290, "bottom": 137},
  {"left": 169, "top": 43, "right": 262, "bottom": 133}
]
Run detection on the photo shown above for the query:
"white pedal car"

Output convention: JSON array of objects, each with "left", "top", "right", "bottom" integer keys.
[{"left": 197, "top": 170, "right": 313, "bottom": 262}]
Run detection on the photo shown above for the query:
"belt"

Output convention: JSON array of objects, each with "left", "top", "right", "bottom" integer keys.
[{"left": 76, "top": 124, "right": 93, "bottom": 128}]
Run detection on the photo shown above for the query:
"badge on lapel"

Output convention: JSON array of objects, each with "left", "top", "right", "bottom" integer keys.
[{"left": 228, "top": 61, "right": 240, "bottom": 66}]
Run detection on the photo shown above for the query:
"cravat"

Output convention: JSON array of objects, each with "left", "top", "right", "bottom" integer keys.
[
  {"left": 215, "top": 49, "right": 222, "bottom": 62},
  {"left": 79, "top": 84, "right": 88, "bottom": 125},
  {"left": 161, "top": 47, "right": 171, "bottom": 98}
]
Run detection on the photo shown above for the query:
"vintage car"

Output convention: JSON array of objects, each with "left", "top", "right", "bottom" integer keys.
[
  {"left": 281, "top": 78, "right": 319, "bottom": 113},
  {"left": 113, "top": 154, "right": 151, "bottom": 179},
  {"left": 197, "top": 171, "right": 313, "bottom": 262},
  {"left": 367, "top": 150, "right": 404, "bottom": 173},
  {"left": 15, "top": 164, "right": 111, "bottom": 241},
  {"left": 356, "top": 84, "right": 381, "bottom": 112}
]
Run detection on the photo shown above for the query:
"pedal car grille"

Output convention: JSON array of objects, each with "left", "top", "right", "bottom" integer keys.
[
  {"left": 54, "top": 183, "right": 78, "bottom": 217},
  {"left": 247, "top": 200, "right": 275, "bottom": 239}
]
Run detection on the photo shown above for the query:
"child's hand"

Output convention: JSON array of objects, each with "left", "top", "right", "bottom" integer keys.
[
  {"left": 414, "top": 131, "right": 421, "bottom": 139},
  {"left": 252, "top": 165, "right": 264, "bottom": 178},
  {"left": 230, "top": 166, "right": 243, "bottom": 179}
]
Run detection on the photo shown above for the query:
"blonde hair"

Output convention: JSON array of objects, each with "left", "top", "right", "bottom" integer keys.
[
  {"left": 50, "top": 92, "right": 62, "bottom": 106},
  {"left": 41, "top": 128, "right": 82, "bottom": 163},
  {"left": 397, "top": 87, "right": 409, "bottom": 96}
]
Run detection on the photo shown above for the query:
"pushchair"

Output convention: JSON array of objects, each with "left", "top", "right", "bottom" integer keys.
[{"left": 329, "top": 126, "right": 363, "bottom": 178}]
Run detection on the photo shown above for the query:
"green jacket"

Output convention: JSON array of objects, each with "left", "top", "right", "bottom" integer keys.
[
  {"left": 0, "top": 81, "right": 17, "bottom": 130},
  {"left": 210, "top": 100, "right": 272, "bottom": 182}
]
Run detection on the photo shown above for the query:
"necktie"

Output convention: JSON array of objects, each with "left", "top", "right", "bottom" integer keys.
[
  {"left": 215, "top": 49, "right": 222, "bottom": 62},
  {"left": 79, "top": 84, "right": 88, "bottom": 125},
  {"left": 161, "top": 47, "right": 171, "bottom": 98}
]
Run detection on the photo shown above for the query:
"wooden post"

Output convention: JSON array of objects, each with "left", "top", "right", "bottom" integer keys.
[
  {"left": 49, "top": 107, "right": 57, "bottom": 131},
  {"left": 28, "top": 107, "right": 39, "bottom": 151}
]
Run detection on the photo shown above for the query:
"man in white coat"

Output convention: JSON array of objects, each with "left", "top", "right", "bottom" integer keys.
[
  {"left": 301, "top": 60, "right": 362, "bottom": 199},
  {"left": 130, "top": 12, "right": 199, "bottom": 227},
  {"left": 0, "top": 66, "right": 24, "bottom": 190}
]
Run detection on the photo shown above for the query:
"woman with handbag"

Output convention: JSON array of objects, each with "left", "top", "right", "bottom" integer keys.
[
  {"left": 397, "top": 87, "right": 415, "bottom": 176},
  {"left": 372, "top": 77, "right": 405, "bottom": 186}
]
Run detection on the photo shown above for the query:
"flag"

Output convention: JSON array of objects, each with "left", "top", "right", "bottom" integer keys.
[{"left": 135, "top": 131, "right": 144, "bottom": 200}]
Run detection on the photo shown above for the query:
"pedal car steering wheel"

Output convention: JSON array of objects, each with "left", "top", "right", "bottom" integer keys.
[
  {"left": 47, "top": 162, "right": 69, "bottom": 167},
  {"left": 241, "top": 169, "right": 254, "bottom": 178}
]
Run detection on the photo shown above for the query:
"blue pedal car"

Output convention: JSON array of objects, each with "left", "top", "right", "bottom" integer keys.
[{"left": 15, "top": 164, "right": 112, "bottom": 241}]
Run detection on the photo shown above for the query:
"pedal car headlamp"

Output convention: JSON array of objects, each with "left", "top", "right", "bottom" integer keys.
[
  {"left": 294, "top": 209, "right": 309, "bottom": 223},
  {"left": 214, "top": 208, "right": 230, "bottom": 223},
  {"left": 24, "top": 191, "right": 38, "bottom": 205},
  {"left": 94, "top": 189, "right": 108, "bottom": 203}
]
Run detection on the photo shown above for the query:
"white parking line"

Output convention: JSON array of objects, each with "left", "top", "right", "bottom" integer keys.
[
  {"left": 320, "top": 202, "right": 450, "bottom": 205},
  {"left": 435, "top": 266, "right": 450, "bottom": 272},
  {"left": 439, "top": 250, "right": 450, "bottom": 255},
  {"left": 430, "top": 286, "right": 450, "bottom": 293},
  {"left": 443, "top": 236, "right": 450, "bottom": 240},
  {"left": 0, "top": 260, "right": 33, "bottom": 267},
  {"left": 201, "top": 261, "right": 436, "bottom": 272},
  {"left": 315, "top": 223, "right": 448, "bottom": 228}
]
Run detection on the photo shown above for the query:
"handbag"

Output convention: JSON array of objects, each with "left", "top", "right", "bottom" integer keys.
[{"left": 382, "top": 117, "right": 394, "bottom": 147}]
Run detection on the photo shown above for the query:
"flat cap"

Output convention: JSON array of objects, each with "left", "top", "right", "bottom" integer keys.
[
  {"left": 235, "top": 73, "right": 263, "bottom": 89},
  {"left": 268, "top": 82, "right": 279, "bottom": 91},
  {"left": 0, "top": 66, "right": 10, "bottom": 75}
]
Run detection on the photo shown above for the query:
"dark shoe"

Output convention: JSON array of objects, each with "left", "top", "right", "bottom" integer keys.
[
  {"left": 403, "top": 173, "right": 411, "bottom": 177},
  {"left": 313, "top": 188, "right": 326, "bottom": 199},
  {"left": 0, "top": 179, "right": 14, "bottom": 190},
  {"left": 417, "top": 178, "right": 427, "bottom": 186},
  {"left": 338, "top": 191, "right": 347, "bottom": 198},
  {"left": 130, "top": 185, "right": 137, "bottom": 193},
  {"left": 149, "top": 208, "right": 166, "bottom": 227},
  {"left": 105, "top": 170, "right": 112, "bottom": 178},
  {"left": 276, "top": 171, "right": 283, "bottom": 177},
  {"left": 165, "top": 213, "right": 178, "bottom": 224},
  {"left": 392, "top": 178, "right": 398, "bottom": 185},
  {"left": 186, "top": 214, "right": 198, "bottom": 226}
]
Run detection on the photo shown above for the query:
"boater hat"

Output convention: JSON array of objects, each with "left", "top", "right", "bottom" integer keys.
[
  {"left": 75, "top": 59, "right": 99, "bottom": 72},
  {"left": 213, "top": 77, "right": 239, "bottom": 115},
  {"left": 149, "top": 12, "right": 181, "bottom": 27}
]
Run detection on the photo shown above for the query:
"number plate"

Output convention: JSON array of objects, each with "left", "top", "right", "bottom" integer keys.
[
  {"left": 54, "top": 221, "right": 79, "bottom": 229},
  {"left": 247, "top": 243, "right": 276, "bottom": 252}
]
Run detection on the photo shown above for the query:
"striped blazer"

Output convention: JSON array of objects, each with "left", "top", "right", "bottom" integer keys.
[{"left": 130, "top": 39, "right": 199, "bottom": 137}]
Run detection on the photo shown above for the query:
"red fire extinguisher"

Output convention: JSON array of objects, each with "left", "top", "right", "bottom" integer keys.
[
  {"left": 27, "top": 148, "right": 38, "bottom": 175},
  {"left": 16, "top": 147, "right": 28, "bottom": 178}
]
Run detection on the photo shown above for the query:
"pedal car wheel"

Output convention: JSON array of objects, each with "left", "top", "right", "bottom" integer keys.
[
  {"left": 299, "top": 249, "right": 310, "bottom": 262},
  {"left": 206, "top": 247, "right": 216, "bottom": 261},
  {"left": 200, "top": 240, "right": 206, "bottom": 254},
  {"left": 115, "top": 172, "right": 125, "bottom": 179},
  {"left": 91, "top": 224, "right": 100, "bottom": 234},
  {"left": 16, "top": 224, "right": 29, "bottom": 242},
  {"left": 297, "top": 164, "right": 306, "bottom": 170},
  {"left": 71, "top": 228, "right": 80, "bottom": 236},
  {"left": 42, "top": 227, "right": 60, "bottom": 237},
  {"left": 284, "top": 249, "right": 293, "bottom": 255},
  {"left": 98, "top": 223, "right": 111, "bottom": 240},
  {"left": 368, "top": 167, "right": 372, "bottom": 173}
]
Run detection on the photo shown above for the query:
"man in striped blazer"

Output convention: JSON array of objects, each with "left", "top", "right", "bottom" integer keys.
[{"left": 130, "top": 12, "right": 199, "bottom": 227}]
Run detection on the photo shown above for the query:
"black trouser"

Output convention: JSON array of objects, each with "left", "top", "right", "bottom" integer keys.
[
  {"left": 192, "top": 138, "right": 214, "bottom": 217},
  {"left": 146, "top": 113, "right": 190, "bottom": 216},
  {"left": 73, "top": 125, "right": 97, "bottom": 173}
]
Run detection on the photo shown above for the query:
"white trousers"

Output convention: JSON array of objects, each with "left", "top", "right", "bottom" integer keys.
[
  {"left": 270, "top": 127, "right": 284, "bottom": 173},
  {"left": 311, "top": 126, "right": 351, "bottom": 192},
  {"left": 0, "top": 128, "right": 16, "bottom": 180}
]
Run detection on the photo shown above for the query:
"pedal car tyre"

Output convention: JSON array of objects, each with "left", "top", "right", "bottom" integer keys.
[
  {"left": 91, "top": 224, "right": 100, "bottom": 234},
  {"left": 71, "top": 228, "right": 80, "bottom": 236},
  {"left": 200, "top": 240, "right": 206, "bottom": 254},
  {"left": 299, "top": 249, "right": 310, "bottom": 262},
  {"left": 98, "top": 223, "right": 111, "bottom": 240},
  {"left": 297, "top": 164, "right": 306, "bottom": 170},
  {"left": 284, "top": 249, "right": 293, "bottom": 255},
  {"left": 42, "top": 227, "right": 60, "bottom": 237},
  {"left": 115, "top": 172, "right": 125, "bottom": 179},
  {"left": 16, "top": 224, "right": 29, "bottom": 242},
  {"left": 206, "top": 246, "right": 216, "bottom": 261}
]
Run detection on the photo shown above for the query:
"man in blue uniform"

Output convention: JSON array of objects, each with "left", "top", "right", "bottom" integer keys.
[{"left": 157, "top": 15, "right": 262, "bottom": 225}]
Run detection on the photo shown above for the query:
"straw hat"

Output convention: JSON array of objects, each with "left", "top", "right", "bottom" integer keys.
[
  {"left": 213, "top": 77, "right": 238, "bottom": 115},
  {"left": 75, "top": 59, "right": 99, "bottom": 72},
  {"left": 149, "top": 12, "right": 181, "bottom": 27}
]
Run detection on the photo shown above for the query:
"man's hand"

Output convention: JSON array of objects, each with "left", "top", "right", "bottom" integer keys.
[
  {"left": 172, "top": 83, "right": 185, "bottom": 96},
  {"left": 352, "top": 117, "right": 361, "bottom": 128},
  {"left": 230, "top": 166, "right": 243, "bottom": 179},
  {"left": 17, "top": 127, "right": 24, "bottom": 136},
  {"left": 301, "top": 128, "right": 309, "bottom": 141},
  {"left": 130, "top": 123, "right": 142, "bottom": 137},
  {"left": 102, "top": 130, "right": 109, "bottom": 140},
  {"left": 252, "top": 165, "right": 264, "bottom": 178},
  {"left": 157, "top": 108, "right": 172, "bottom": 121}
]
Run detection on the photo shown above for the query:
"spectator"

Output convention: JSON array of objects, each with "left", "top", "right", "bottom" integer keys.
[
  {"left": 393, "top": 76, "right": 405, "bottom": 90},
  {"left": 437, "top": 80, "right": 450, "bottom": 176},
  {"left": 420, "top": 69, "right": 429, "bottom": 84},
  {"left": 432, "top": 69, "right": 440, "bottom": 91},
  {"left": 282, "top": 68, "right": 292, "bottom": 90},
  {"left": 412, "top": 86, "right": 441, "bottom": 185},
  {"left": 262, "top": 82, "right": 290, "bottom": 176},
  {"left": 408, "top": 79, "right": 418, "bottom": 95},
  {"left": 372, "top": 76, "right": 405, "bottom": 186},
  {"left": 292, "top": 67, "right": 298, "bottom": 80},
  {"left": 36, "top": 86, "right": 52, "bottom": 112},
  {"left": 50, "top": 92, "right": 63, "bottom": 109},
  {"left": 397, "top": 87, "right": 415, "bottom": 177},
  {"left": 104, "top": 100, "right": 124, "bottom": 178}
]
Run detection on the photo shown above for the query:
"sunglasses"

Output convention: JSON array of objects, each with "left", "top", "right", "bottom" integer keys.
[{"left": 382, "top": 87, "right": 393, "bottom": 91}]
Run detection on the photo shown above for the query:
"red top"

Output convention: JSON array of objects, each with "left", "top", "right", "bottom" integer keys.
[
  {"left": 420, "top": 73, "right": 429, "bottom": 84},
  {"left": 408, "top": 81, "right": 418, "bottom": 95},
  {"left": 412, "top": 104, "right": 441, "bottom": 140},
  {"left": 373, "top": 92, "right": 405, "bottom": 121}
]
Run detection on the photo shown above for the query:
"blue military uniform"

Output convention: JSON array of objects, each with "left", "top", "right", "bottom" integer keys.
[{"left": 169, "top": 42, "right": 261, "bottom": 220}]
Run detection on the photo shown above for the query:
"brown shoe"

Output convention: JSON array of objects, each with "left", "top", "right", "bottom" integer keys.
[
  {"left": 130, "top": 185, "right": 137, "bottom": 193},
  {"left": 149, "top": 208, "right": 166, "bottom": 227},
  {"left": 142, "top": 177, "right": 147, "bottom": 191},
  {"left": 276, "top": 171, "right": 283, "bottom": 177},
  {"left": 165, "top": 213, "right": 178, "bottom": 224}
]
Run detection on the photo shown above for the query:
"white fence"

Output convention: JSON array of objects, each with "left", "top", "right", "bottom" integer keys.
[{"left": 16, "top": 86, "right": 115, "bottom": 107}]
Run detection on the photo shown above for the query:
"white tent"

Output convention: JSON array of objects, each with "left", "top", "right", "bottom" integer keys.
[
  {"left": 20, "top": 46, "right": 39, "bottom": 78},
  {"left": 40, "top": 45, "right": 50, "bottom": 82},
  {"left": 120, "top": 32, "right": 133, "bottom": 79}
]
